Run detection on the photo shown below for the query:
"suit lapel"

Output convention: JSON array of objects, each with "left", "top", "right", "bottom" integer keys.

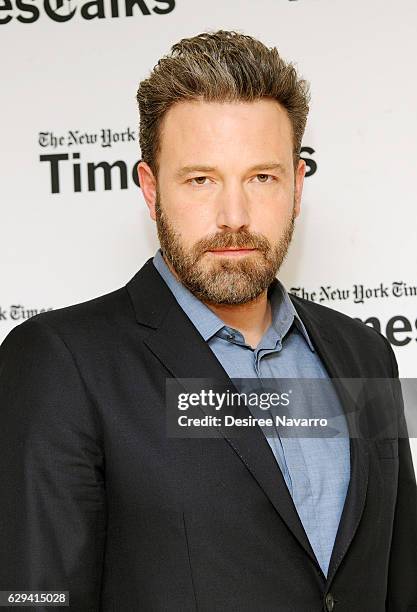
[
  {"left": 290, "top": 296, "right": 370, "bottom": 586},
  {"left": 126, "top": 258, "right": 369, "bottom": 585}
]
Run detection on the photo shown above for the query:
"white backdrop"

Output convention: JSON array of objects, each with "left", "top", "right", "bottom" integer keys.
[{"left": 1, "top": 0, "right": 416, "bottom": 465}]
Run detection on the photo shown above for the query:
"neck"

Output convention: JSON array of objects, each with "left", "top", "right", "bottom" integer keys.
[
  {"left": 163, "top": 253, "right": 272, "bottom": 348},
  {"left": 204, "top": 291, "right": 272, "bottom": 349}
]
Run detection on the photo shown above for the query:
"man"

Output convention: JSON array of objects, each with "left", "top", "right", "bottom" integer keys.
[{"left": 0, "top": 30, "right": 416, "bottom": 612}]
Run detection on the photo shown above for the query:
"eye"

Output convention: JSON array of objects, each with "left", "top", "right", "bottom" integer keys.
[
  {"left": 189, "top": 176, "right": 209, "bottom": 185},
  {"left": 254, "top": 174, "right": 275, "bottom": 183}
]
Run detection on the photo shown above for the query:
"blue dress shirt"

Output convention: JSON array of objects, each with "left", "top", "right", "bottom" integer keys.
[{"left": 152, "top": 248, "right": 350, "bottom": 577}]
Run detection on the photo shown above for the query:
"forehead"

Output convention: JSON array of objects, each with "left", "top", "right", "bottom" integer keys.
[{"left": 157, "top": 98, "right": 293, "bottom": 171}]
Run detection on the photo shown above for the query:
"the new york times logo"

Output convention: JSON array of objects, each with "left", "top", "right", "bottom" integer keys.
[
  {"left": 39, "top": 148, "right": 317, "bottom": 193},
  {"left": 0, "top": 0, "right": 174, "bottom": 24}
]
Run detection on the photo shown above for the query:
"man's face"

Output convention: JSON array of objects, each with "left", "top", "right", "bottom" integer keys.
[{"left": 139, "top": 98, "right": 305, "bottom": 305}]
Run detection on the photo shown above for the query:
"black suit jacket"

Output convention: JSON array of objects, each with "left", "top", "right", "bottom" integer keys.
[{"left": 0, "top": 257, "right": 416, "bottom": 612}]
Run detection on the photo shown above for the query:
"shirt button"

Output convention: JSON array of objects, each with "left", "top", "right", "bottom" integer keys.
[{"left": 325, "top": 592, "right": 335, "bottom": 611}]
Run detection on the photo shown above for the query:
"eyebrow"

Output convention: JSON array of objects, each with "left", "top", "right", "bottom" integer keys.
[{"left": 174, "top": 162, "right": 286, "bottom": 179}]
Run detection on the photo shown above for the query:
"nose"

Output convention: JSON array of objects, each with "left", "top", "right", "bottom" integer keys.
[{"left": 215, "top": 181, "right": 250, "bottom": 231}]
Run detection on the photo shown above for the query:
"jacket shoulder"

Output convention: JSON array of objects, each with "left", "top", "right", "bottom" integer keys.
[
  {"left": 289, "top": 293, "right": 398, "bottom": 376},
  {"left": 1, "top": 285, "right": 134, "bottom": 351},
  {"left": 290, "top": 293, "right": 381, "bottom": 337}
]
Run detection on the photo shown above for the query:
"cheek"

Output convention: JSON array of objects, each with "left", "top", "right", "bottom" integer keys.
[
  {"left": 166, "top": 190, "right": 217, "bottom": 232},
  {"left": 249, "top": 194, "right": 294, "bottom": 233},
  {"left": 165, "top": 202, "right": 215, "bottom": 246}
]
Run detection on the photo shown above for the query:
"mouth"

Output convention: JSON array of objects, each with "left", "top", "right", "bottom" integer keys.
[{"left": 207, "top": 248, "right": 257, "bottom": 256}]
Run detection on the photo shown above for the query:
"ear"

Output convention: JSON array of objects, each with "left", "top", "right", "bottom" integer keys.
[
  {"left": 294, "top": 158, "right": 306, "bottom": 218},
  {"left": 137, "top": 160, "right": 157, "bottom": 221}
]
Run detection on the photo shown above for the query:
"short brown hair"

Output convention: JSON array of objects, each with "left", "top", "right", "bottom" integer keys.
[{"left": 136, "top": 30, "right": 310, "bottom": 176}]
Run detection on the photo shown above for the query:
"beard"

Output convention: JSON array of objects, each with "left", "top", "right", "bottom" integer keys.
[{"left": 155, "top": 191, "right": 296, "bottom": 306}]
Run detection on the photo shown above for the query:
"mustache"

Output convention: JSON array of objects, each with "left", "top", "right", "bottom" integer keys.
[{"left": 194, "top": 230, "right": 270, "bottom": 255}]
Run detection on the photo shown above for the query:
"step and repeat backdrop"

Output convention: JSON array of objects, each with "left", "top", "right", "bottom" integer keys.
[{"left": 1, "top": 1, "right": 416, "bottom": 460}]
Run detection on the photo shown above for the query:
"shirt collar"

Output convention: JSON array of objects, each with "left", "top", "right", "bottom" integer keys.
[
  {"left": 268, "top": 277, "right": 315, "bottom": 351},
  {"left": 152, "top": 248, "right": 224, "bottom": 341},
  {"left": 152, "top": 247, "right": 315, "bottom": 351}
]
